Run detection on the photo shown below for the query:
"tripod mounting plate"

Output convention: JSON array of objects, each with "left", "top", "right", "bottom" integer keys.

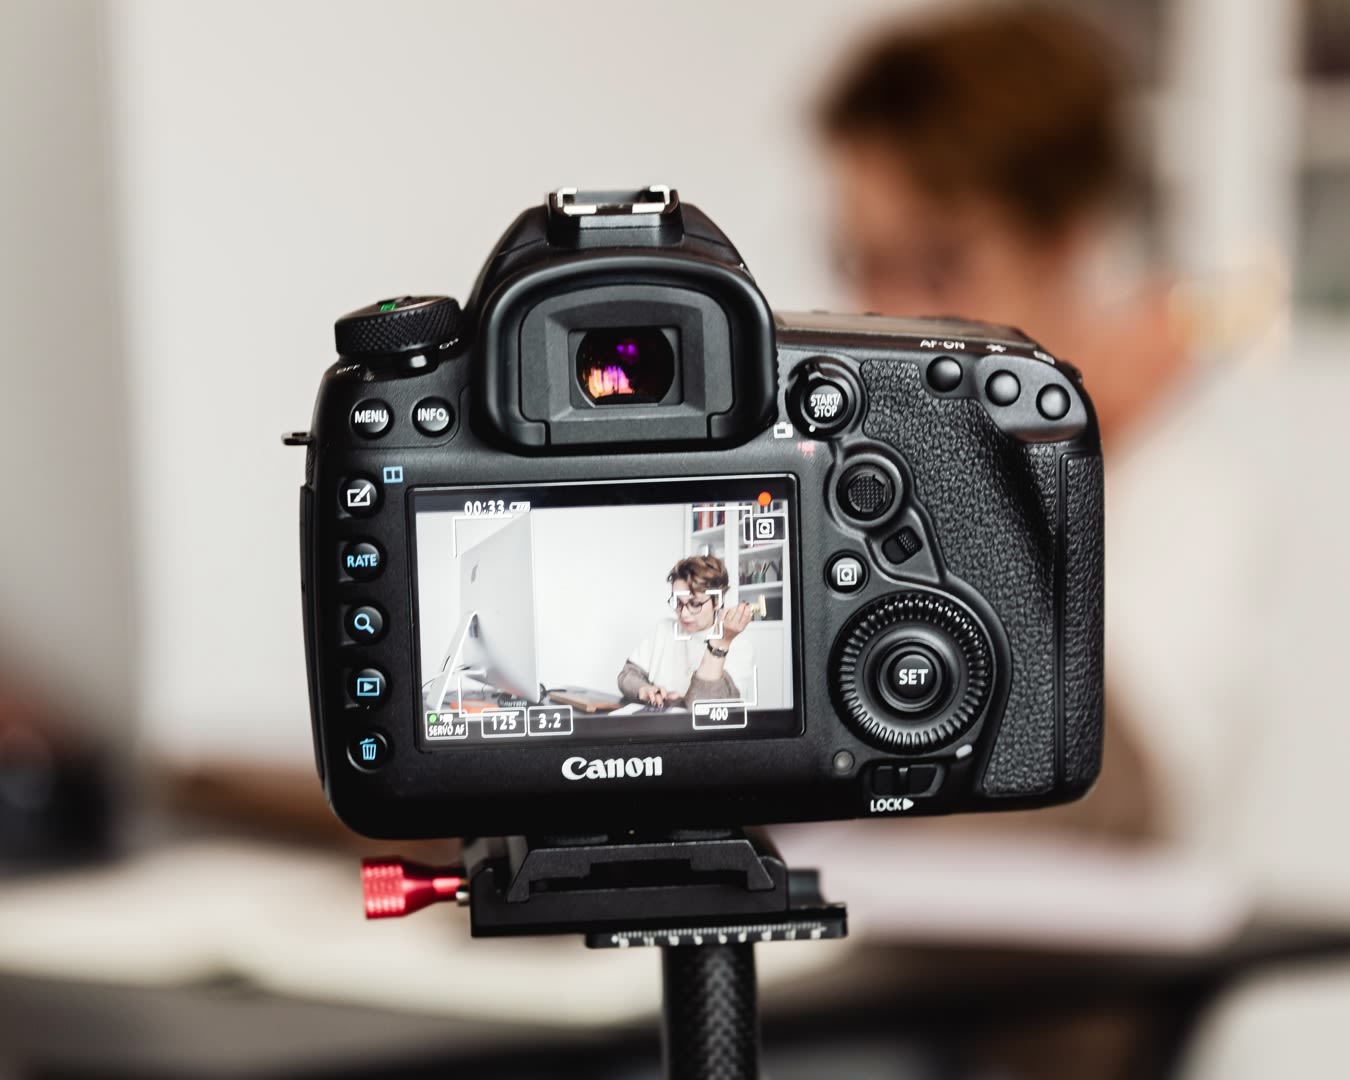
[{"left": 464, "top": 829, "right": 848, "bottom": 946}]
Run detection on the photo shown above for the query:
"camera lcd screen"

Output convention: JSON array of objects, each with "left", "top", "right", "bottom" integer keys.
[{"left": 410, "top": 476, "right": 800, "bottom": 748}]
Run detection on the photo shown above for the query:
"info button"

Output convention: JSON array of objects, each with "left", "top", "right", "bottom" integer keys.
[{"left": 413, "top": 397, "right": 454, "bottom": 437}]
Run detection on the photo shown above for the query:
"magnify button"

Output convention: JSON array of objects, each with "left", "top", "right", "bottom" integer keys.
[{"left": 345, "top": 605, "right": 386, "bottom": 643}]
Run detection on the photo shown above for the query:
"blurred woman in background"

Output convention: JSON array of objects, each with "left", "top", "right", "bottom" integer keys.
[
  {"left": 815, "top": 3, "right": 1190, "bottom": 845},
  {"left": 818, "top": 2, "right": 1190, "bottom": 454}
]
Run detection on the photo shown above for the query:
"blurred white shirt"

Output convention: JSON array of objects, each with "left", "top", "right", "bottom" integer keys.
[{"left": 1106, "top": 330, "right": 1350, "bottom": 913}]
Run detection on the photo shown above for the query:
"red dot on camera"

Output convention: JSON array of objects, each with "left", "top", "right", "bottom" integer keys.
[{"left": 757, "top": 491, "right": 772, "bottom": 507}]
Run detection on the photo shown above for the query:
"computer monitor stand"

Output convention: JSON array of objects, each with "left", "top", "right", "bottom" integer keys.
[{"left": 423, "top": 609, "right": 481, "bottom": 714}]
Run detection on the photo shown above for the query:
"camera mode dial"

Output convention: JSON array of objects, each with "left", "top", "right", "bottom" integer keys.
[
  {"left": 831, "top": 591, "right": 993, "bottom": 752},
  {"left": 335, "top": 296, "right": 463, "bottom": 358}
]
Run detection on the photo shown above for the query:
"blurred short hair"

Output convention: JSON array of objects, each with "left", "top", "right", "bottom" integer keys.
[
  {"left": 667, "top": 556, "right": 730, "bottom": 599},
  {"left": 818, "top": 3, "right": 1131, "bottom": 237}
]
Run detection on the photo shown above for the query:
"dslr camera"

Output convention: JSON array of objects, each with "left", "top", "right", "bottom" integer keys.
[{"left": 294, "top": 187, "right": 1104, "bottom": 840}]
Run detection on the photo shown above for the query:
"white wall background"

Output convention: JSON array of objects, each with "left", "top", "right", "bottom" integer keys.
[
  {"left": 0, "top": 0, "right": 134, "bottom": 735},
  {"left": 96, "top": 0, "right": 910, "bottom": 763}
]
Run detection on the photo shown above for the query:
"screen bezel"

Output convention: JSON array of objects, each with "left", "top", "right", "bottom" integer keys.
[{"left": 406, "top": 474, "right": 803, "bottom": 751}]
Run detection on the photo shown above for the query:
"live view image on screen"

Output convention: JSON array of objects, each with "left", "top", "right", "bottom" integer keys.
[{"left": 411, "top": 477, "right": 800, "bottom": 747}]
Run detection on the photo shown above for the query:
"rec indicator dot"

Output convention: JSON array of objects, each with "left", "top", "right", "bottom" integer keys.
[{"left": 757, "top": 491, "right": 772, "bottom": 508}]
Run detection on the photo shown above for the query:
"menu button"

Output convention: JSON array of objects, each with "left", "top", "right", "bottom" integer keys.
[{"left": 350, "top": 399, "right": 392, "bottom": 438}]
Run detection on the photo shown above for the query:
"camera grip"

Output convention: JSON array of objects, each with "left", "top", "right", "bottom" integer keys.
[
  {"left": 859, "top": 360, "right": 1103, "bottom": 800},
  {"left": 1061, "top": 454, "right": 1105, "bottom": 792}
]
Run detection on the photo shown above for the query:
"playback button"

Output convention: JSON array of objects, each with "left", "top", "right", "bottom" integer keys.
[{"left": 348, "top": 667, "right": 388, "bottom": 706}]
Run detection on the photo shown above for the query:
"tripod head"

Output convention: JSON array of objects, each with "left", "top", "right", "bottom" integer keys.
[
  {"left": 359, "top": 829, "right": 846, "bottom": 1080},
  {"left": 360, "top": 828, "right": 844, "bottom": 947}
]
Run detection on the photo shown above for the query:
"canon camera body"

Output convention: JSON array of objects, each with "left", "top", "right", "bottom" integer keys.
[{"left": 294, "top": 187, "right": 1105, "bottom": 839}]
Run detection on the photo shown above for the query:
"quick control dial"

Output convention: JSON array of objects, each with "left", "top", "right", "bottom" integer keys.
[{"left": 831, "top": 591, "right": 993, "bottom": 752}]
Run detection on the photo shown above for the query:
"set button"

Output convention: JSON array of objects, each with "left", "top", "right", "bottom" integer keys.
[
  {"left": 877, "top": 641, "right": 947, "bottom": 714},
  {"left": 341, "top": 540, "right": 385, "bottom": 580},
  {"left": 885, "top": 648, "right": 945, "bottom": 708}
]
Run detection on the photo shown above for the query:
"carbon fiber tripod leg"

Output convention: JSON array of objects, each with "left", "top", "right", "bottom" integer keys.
[{"left": 661, "top": 943, "right": 760, "bottom": 1080}]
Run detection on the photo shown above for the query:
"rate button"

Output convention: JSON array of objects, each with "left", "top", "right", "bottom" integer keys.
[{"left": 341, "top": 540, "right": 385, "bottom": 581}]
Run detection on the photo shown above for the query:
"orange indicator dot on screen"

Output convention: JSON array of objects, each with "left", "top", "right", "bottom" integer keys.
[{"left": 757, "top": 491, "right": 772, "bottom": 507}]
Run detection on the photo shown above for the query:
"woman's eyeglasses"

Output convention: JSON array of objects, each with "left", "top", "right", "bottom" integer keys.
[{"left": 668, "top": 593, "right": 715, "bottom": 614}]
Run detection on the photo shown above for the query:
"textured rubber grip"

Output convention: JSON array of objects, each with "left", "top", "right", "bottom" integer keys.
[
  {"left": 860, "top": 360, "right": 1060, "bottom": 798},
  {"left": 1061, "top": 454, "right": 1106, "bottom": 789},
  {"left": 662, "top": 944, "right": 759, "bottom": 1080}
]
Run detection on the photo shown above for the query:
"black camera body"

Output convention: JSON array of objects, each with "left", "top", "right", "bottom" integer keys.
[{"left": 295, "top": 188, "right": 1104, "bottom": 840}]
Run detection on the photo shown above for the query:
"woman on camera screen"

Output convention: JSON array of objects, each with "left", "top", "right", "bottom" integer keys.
[{"left": 616, "top": 556, "right": 755, "bottom": 711}]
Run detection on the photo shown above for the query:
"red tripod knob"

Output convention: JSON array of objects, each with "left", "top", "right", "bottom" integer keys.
[{"left": 361, "top": 857, "right": 466, "bottom": 919}]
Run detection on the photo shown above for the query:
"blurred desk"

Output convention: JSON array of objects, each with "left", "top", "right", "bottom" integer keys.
[{"left": 4, "top": 831, "right": 1350, "bottom": 1078}]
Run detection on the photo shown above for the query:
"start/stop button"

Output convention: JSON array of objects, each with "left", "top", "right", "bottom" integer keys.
[{"left": 788, "top": 361, "right": 859, "bottom": 437}]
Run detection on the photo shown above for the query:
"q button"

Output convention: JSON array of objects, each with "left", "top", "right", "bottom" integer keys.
[{"left": 345, "top": 604, "right": 387, "bottom": 644}]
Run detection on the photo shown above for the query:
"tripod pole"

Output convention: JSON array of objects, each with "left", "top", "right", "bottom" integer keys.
[{"left": 661, "top": 942, "right": 760, "bottom": 1080}]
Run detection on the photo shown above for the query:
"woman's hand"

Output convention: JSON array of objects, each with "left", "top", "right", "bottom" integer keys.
[
  {"left": 638, "top": 683, "right": 669, "bottom": 707},
  {"left": 717, "top": 601, "right": 754, "bottom": 643}
]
